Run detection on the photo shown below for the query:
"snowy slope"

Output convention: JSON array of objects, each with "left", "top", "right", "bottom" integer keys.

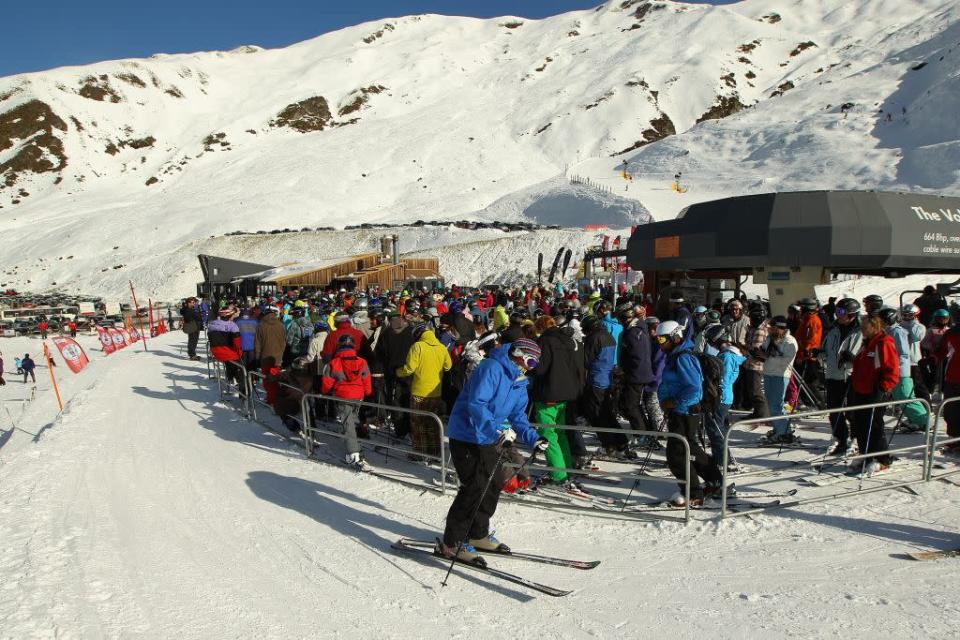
[
  {"left": 0, "top": 0, "right": 958, "bottom": 299},
  {"left": 2, "top": 331, "right": 959, "bottom": 638}
]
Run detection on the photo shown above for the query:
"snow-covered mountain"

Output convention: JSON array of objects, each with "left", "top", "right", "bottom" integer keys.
[{"left": 0, "top": 0, "right": 958, "bottom": 299}]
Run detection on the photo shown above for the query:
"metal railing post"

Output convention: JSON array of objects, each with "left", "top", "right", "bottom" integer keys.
[
  {"left": 719, "top": 397, "right": 934, "bottom": 520},
  {"left": 531, "top": 423, "right": 692, "bottom": 523},
  {"left": 929, "top": 395, "right": 960, "bottom": 481}
]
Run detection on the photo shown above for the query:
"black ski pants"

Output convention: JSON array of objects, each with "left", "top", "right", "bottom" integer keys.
[
  {"left": 443, "top": 440, "right": 504, "bottom": 547},
  {"left": 620, "top": 382, "right": 649, "bottom": 433},
  {"left": 825, "top": 379, "right": 851, "bottom": 445},
  {"left": 742, "top": 369, "right": 768, "bottom": 419},
  {"left": 186, "top": 331, "right": 200, "bottom": 358},
  {"left": 849, "top": 392, "right": 892, "bottom": 465},
  {"left": 583, "top": 386, "right": 627, "bottom": 448},
  {"left": 665, "top": 410, "right": 721, "bottom": 497}
]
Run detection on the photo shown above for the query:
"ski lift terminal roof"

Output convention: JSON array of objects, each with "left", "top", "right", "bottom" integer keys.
[{"left": 626, "top": 191, "right": 960, "bottom": 276}]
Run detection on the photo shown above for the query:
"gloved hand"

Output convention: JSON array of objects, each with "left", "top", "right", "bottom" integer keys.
[
  {"left": 497, "top": 428, "right": 517, "bottom": 448},
  {"left": 534, "top": 437, "right": 550, "bottom": 452},
  {"left": 877, "top": 388, "right": 894, "bottom": 403},
  {"left": 837, "top": 351, "right": 853, "bottom": 367}
]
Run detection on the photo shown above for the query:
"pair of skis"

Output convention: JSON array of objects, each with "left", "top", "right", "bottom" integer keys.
[
  {"left": 537, "top": 248, "right": 572, "bottom": 285},
  {"left": 390, "top": 538, "right": 598, "bottom": 597}
]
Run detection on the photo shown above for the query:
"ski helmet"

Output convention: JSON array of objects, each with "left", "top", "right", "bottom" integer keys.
[
  {"left": 934, "top": 308, "right": 950, "bottom": 320},
  {"left": 654, "top": 320, "right": 684, "bottom": 345},
  {"left": 863, "top": 294, "right": 884, "bottom": 311},
  {"left": 705, "top": 310, "right": 721, "bottom": 324},
  {"left": 704, "top": 323, "right": 731, "bottom": 348},
  {"left": 875, "top": 306, "right": 899, "bottom": 326},
  {"left": 581, "top": 314, "right": 602, "bottom": 334},
  {"left": 748, "top": 306, "right": 767, "bottom": 323},
  {"left": 693, "top": 305, "right": 708, "bottom": 315},
  {"left": 834, "top": 298, "right": 861, "bottom": 318},
  {"left": 668, "top": 291, "right": 685, "bottom": 304},
  {"left": 644, "top": 316, "right": 660, "bottom": 327},
  {"left": 900, "top": 303, "right": 920, "bottom": 320},
  {"left": 798, "top": 297, "right": 819, "bottom": 313}
]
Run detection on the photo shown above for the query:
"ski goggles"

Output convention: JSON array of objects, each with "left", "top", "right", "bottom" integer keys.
[{"left": 835, "top": 308, "right": 848, "bottom": 318}]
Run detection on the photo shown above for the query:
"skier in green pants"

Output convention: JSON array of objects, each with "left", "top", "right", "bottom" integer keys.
[{"left": 529, "top": 316, "right": 586, "bottom": 489}]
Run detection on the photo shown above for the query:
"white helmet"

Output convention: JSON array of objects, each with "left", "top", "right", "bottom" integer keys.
[{"left": 655, "top": 320, "right": 683, "bottom": 341}]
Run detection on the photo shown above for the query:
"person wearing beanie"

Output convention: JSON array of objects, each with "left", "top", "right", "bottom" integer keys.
[
  {"left": 321, "top": 334, "right": 373, "bottom": 471},
  {"left": 438, "top": 338, "right": 548, "bottom": 565}
]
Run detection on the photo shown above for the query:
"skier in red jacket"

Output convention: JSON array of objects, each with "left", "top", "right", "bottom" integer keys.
[
  {"left": 321, "top": 313, "right": 368, "bottom": 362},
  {"left": 321, "top": 334, "right": 373, "bottom": 471},
  {"left": 849, "top": 313, "right": 900, "bottom": 475}
]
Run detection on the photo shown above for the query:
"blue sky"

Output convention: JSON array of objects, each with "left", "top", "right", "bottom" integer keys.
[
  {"left": 2, "top": 1, "right": 738, "bottom": 77},
  {"left": 1, "top": 1, "right": 604, "bottom": 77}
]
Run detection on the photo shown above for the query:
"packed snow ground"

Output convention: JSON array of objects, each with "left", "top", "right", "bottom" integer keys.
[{"left": 1, "top": 332, "right": 959, "bottom": 639}]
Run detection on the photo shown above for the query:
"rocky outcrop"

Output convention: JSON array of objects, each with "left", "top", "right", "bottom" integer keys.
[
  {"left": 271, "top": 97, "right": 333, "bottom": 132},
  {"left": 0, "top": 100, "right": 68, "bottom": 188}
]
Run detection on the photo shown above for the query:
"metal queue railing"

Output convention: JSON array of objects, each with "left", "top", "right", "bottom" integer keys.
[
  {"left": 516, "top": 423, "right": 692, "bottom": 523},
  {"left": 201, "top": 345, "right": 958, "bottom": 523},
  {"left": 298, "top": 392, "right": 449, "bottom": 494},
  {"left": 928, "top": 395, "right": 960, "bottom": 481},
  {"left": 211, "top": 359, "right": 251, "bottom": 417},
  {"left": 719, "top": 397, "right": 934, "bottom": 519}
]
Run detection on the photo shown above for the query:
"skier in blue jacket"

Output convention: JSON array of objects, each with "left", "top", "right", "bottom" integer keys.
[
  {"left": 655, "top": 321, "right": 722, "bottom": 507},
  {"left": 440, "top": 340, "right": 548, "bottom": 566},
  {"left": 701, "top": 325, "right": 747, "bottom": 468}
]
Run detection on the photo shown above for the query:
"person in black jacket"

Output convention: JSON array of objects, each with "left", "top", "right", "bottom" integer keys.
[
  {"left": 529, "top": 317, "right": 586, "bottom": 486},
  {"left": 443, "top": 300, "right": 476, "bottom": 347},
  {"left": 500, "top": 312, "right": 525, "bottom": 344},
  {"left": 618, "top": 307, "right": 655, "bottom": 436},
  {"left": 180, "top": 297, "right": 203, "bottom": 360},
  {"left": 375, "top": 312, "right": 416, "bottom": 438}
]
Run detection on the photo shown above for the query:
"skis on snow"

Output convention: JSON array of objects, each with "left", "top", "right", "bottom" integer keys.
[
  {"left": 389, "top": 539, "right": 574, "bottom": 597},
  {"left": 395, "top": 538, "right": 599, "bottom": 570}
]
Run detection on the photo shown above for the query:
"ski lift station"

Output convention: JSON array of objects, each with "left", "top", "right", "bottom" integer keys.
[
  {"left": 196, "top": 235, "right": 442, "bottom": 300},
  {"left": 623, "top": 191, "right": 960, "bottom": 312}
]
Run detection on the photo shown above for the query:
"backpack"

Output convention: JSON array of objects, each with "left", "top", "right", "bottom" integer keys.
[
  {"left": 299, "top": 321, "right": 314, "bottom": 342},
  {"left": 678, "top": 349, "right": 721, "bottom": 411}
]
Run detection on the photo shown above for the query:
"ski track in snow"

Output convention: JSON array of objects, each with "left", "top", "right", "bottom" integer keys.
[{"left": 1, "top": 332, "right": 959, "bottom": 638}]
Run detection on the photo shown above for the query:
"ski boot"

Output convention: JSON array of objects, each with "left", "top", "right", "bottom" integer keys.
[
  {"left": 435, "top": 540, "right": 486, "bottom": 567},
  {"left": 344, "top": 452, "right": 370, "bottom": 472},
  {"left": 469, "top": 532, "right": 511, "bottom": 554}
]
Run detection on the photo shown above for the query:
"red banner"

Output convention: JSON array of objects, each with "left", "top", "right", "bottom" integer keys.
[
  {"left": 51, "top": 337, "right": 90, "bottom": 374},
  {"left": 108, "top": 327, "right": 127, "bottom": 350},
  {"left": 129, "top": 327, "right": 141, "bottom": 343},
  {"left": 120, "top": 329, "right": 132, "bottom": 344},
  {"left": 97, "top": 327, "right": 116, "bottom": 355}
]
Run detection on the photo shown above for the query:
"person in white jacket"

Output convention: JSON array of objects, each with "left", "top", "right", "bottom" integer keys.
[
  {"left": 754, "top": 315, "right": 798, "bottom": 442},
  {"left": 820, "top": 298, "right": 863, "bottom": 454},
  {"left": 900, "top": 304, "right": 929, "bottom": 402}
]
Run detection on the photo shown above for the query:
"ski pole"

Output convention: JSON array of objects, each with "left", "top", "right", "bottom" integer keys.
[{"left": 441, "top": 445, "right": 508, "bottom": 587}]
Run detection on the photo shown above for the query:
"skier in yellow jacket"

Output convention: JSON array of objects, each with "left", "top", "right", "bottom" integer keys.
[{"left": 396, "top": 324, "right": 453, "bottom": 459}]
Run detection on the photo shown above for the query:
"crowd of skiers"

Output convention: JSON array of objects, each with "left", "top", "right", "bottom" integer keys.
[{"left": 183, "top": 282, "right": 960, "bottom": 565}]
